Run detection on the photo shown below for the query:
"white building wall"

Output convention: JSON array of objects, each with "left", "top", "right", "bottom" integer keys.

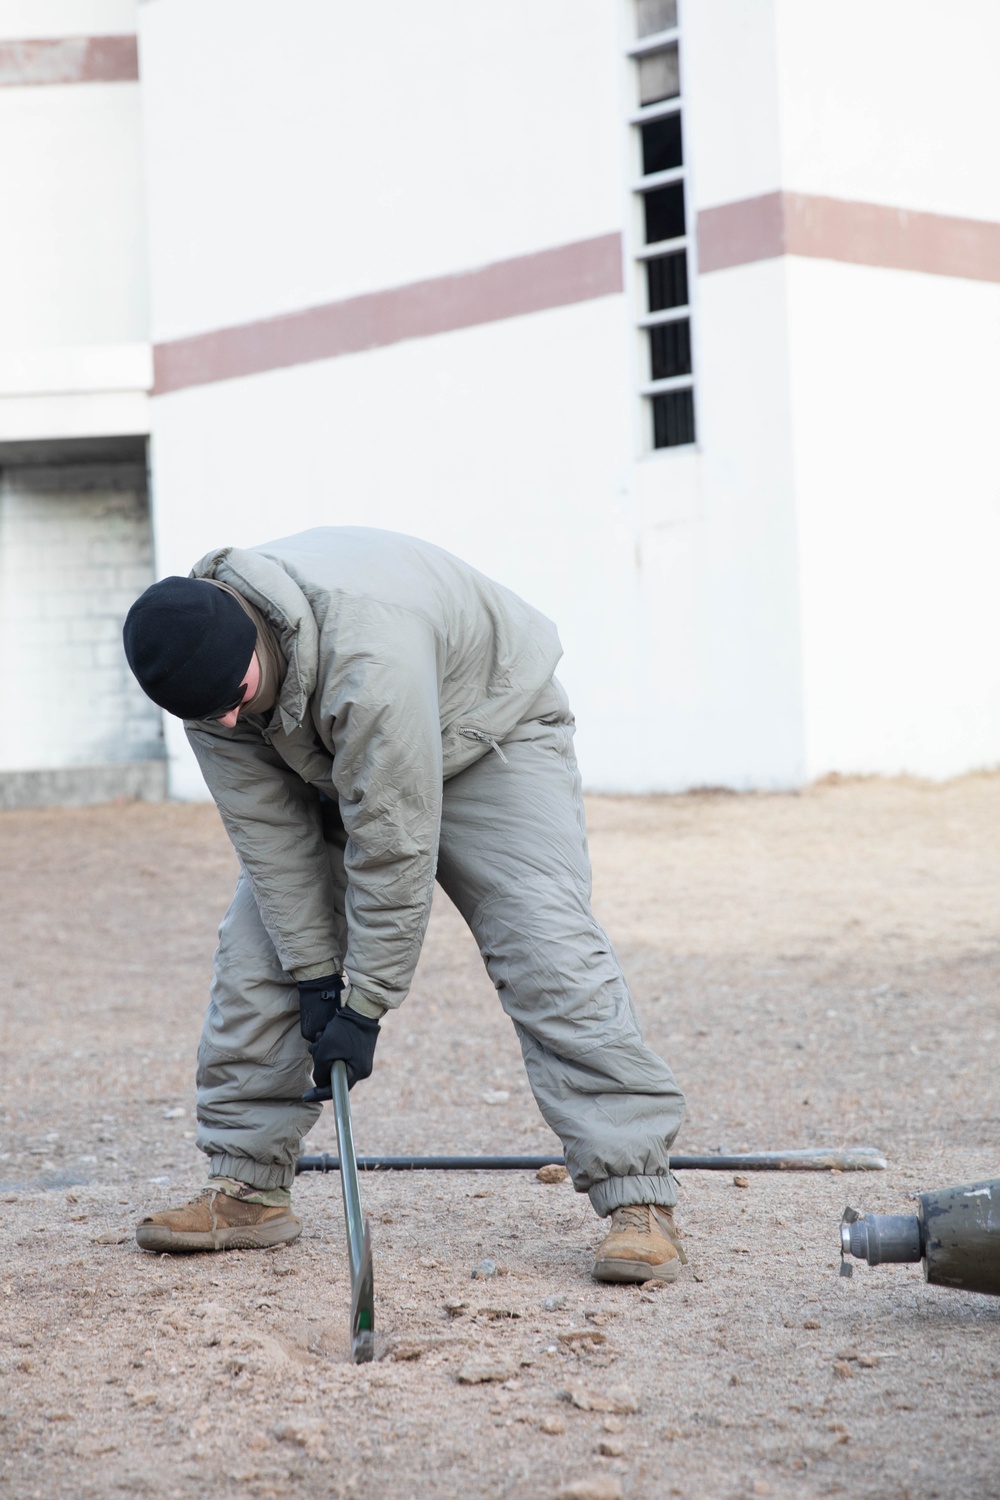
[
  {"left": 787, "top": 255, "right": 1000, "bottom": 781},
  {"left": 137, "top": 0, "right": 623, "bottom": 339},
  {"left": 142, "top": 0, "right": 811, "bottom": 797},
  {"left": 774, "top": 0, "right": 1000, "bottom": 222},
  {"left": 684, "top": 0, "right": 1000, "bottom": 783},
  {"left": 0, "top": 0, "right": 150, "bottom": 443},
  {"left": 0, "top": 1, "right": 137, "bottom": 38},
  {"left": 138, "top": 0, "right": 999, "bottom": 798},
  {"left": 681, "top": 0, "right": 782, "bottom": 209},
  {"left": 0, "top": 81, "right": 147, "bottom": 350},
  {"left": 640, "top": 259, "right": 804, "bottom": 790},
  {"left": 771, "top": 0, "right": 1000, "bottom": 777},
  {"left": 0, "top": 0, "right": 160, "bottom": 804},
  {"left": 639, "top": 0, "right": 805, "bottom": 789}
]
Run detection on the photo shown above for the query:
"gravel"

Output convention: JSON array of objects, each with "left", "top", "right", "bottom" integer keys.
[{"left": 1, "top": 777, "right": 999, "bottom": 1498}]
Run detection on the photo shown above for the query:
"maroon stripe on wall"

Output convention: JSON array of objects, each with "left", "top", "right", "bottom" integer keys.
[
  {"left": 153, "top": 233, "right": 624, "bottom": 396},
  {"left": 0, "top": 35, "right": 139, "bottom": 87},
  {"left": 698, "top": 191, "right": 1000, "bottom": 284},
  {"left": 697, "top": 192, "right": 786, "bottom": 273}
]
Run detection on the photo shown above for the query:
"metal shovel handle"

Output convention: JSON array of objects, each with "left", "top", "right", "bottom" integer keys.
[{"left": 330, "top": 1060, "right": 375, "bottom": 1362}]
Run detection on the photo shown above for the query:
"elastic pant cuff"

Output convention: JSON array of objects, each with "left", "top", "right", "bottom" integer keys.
[
  {"left": 209, "top": 1176, "right": 291, "bottom": 1207},
  {"left": 588, "top": 1171, "right": 679, "bottom": 1219},
  {"left": 208, "top": 1152, "right": 296, "bottom": 1192}
]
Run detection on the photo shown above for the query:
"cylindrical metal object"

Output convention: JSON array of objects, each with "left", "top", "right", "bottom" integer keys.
[
  {"left": 920, "top": 1179, "right": 1000, "bottom": 1297},
  {"left": 298, "top": 1154, "right": 567, "bottom": 1173},
  {"left": 840, "top": 1213, "right": 922, "bottom": 1265},
  {"left": 330, "top": 1060, "right": 375, "bottom": 1361},
  {"left": 840, "top": 1178, "right": 1000, "bottom": 1297},
  {"left": 331, "top": 1061, "right": 366, "bottom": 1282},
  {"left": 296, "top": 1146, "right": 887, "bottom": 1174}
]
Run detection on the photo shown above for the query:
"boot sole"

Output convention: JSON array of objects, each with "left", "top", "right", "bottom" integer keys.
[
  {"left": 135, "top": 1217, "right": 302, "bottom": 1254},
  {"left": 592, "top": 1256, "right": 682, "bottom": 1284}
]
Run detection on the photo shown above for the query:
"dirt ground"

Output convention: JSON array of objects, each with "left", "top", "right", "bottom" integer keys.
[{"left": 1, "top": 776, "right": 998, "bottom": 1500}]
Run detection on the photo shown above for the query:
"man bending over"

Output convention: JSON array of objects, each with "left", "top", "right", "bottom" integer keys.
[{"left": 123, "top": 527, "right": 687, "bottom": 1283}]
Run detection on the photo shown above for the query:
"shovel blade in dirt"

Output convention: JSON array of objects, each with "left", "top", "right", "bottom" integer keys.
[{"left": 350, "top": 1220, "right": 375, "bottom": 1362}]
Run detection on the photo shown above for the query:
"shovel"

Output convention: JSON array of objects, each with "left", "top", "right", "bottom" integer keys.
[{"left": 329, "top": 1059, "right": 375, "bottom": 1362}]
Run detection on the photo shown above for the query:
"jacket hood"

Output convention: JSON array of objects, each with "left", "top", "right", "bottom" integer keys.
[{"left": 190, "top": 546, "right": 318, "bottom": 734}]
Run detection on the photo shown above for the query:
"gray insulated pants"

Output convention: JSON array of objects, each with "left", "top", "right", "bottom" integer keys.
[{"left": 196, "top": 686, "right": 686, "bottom": 1216}]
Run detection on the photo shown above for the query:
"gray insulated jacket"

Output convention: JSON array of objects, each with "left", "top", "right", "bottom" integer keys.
[{"left": 185, "top": 527, "right": 563, "bottom": 1012}]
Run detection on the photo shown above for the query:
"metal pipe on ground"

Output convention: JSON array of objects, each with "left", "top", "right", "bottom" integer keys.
[{"left": 296, "top": 1146, "right": 887, "bottom": 1174}]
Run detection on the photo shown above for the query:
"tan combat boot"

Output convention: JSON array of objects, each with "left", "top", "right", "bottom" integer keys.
[
  {"left": 136, "top": 1179, "right": 302, "bottom": 1254},
  {"left": 592, "top": 1203, "right": 687, "bottom": 1284}
]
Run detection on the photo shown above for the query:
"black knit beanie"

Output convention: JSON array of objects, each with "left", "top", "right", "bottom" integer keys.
[{"left": 123, "top": 576, "right": 257, "bottom": 720}]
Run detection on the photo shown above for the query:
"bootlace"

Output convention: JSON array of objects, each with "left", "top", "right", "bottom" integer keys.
[
  {"left": 175, "top": 1189, "right": 215, "bottom": 1210},
  {"left": 176, "top": 1189, "right": 224, "bottom": 1239},
  {"left": 208, "top": 1189, "right": 222, "bottom": 1249},
  {"left": 613, "top": 1205, "right": 654, "bottom": 1233}
]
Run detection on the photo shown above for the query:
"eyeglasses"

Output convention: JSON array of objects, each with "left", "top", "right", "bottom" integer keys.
[{"left": 205, "top": 682, "right": 250, "bottom": 721}]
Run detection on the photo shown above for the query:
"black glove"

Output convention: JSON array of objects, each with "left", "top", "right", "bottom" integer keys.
[
  {"left": 297, "top": 974, "right": 344, "bottom": 1044},
  {"left": 303, "top": 1005, "right": 381, "bottom": 1100}
]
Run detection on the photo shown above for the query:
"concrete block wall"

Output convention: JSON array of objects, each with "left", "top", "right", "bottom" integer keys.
[{"left": 0, "top": 456, "right": 165, "bottom": 801}]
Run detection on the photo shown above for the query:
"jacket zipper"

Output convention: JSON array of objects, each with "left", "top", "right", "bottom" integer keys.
[{"left": 459, "top": 727, "right": 509, "bottom": 764}]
